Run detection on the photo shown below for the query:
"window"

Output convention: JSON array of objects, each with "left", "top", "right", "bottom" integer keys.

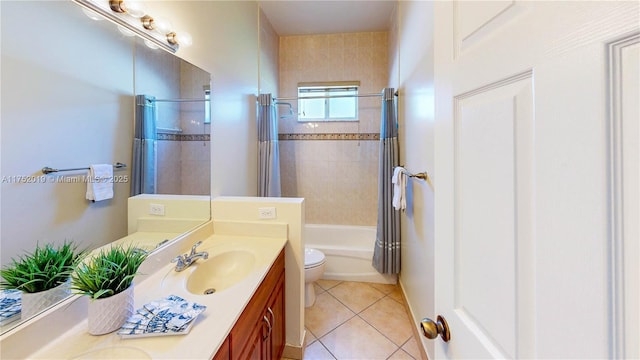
[
  {"left": 204, "top": 86, "right": 211, "bottom": 124},
  {"left": 297, "top": 82, "right": 359, "bottom": 121}
]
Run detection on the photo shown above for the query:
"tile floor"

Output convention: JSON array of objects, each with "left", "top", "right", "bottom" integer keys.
[{"left": 284, "top": 279, "right": 425, "bottom": 360}]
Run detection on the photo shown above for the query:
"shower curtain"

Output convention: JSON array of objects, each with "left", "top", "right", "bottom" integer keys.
[
  {"left": 131, "top": 94, "right": 157, "bottom": 196},
  {"left": 257, "top": 93, "right": 281, "bottom": 197},
  {"left": 373, "top": 88, "right": 400, "bottom": 274}
]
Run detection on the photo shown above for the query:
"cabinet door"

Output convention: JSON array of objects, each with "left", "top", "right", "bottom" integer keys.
[
  {"left": 267, "top": 273, "right": 285, "bottom": 360},
  {"left": 239, "top": 324, "right": 264, "bottom": 360}
]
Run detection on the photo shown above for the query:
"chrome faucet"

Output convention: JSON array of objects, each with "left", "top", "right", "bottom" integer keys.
[{"left": 172, "top": 241, "right": 209, "bottom": 272}]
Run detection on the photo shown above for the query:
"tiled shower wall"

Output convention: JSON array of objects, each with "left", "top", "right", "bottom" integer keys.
[
  {"left": 278, "top": 32, "right": 388, "bottom": 225},
  {"left": 155, "top": 59, "right": 211, "bottom": 195}
]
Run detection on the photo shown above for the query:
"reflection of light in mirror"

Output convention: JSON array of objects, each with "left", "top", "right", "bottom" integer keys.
[
  {"left": 144, "top": 39, "right": 159, "bottom": 49},
  {"left": 82, "top": 8, "right": 102, "bottom": 21},
  {"left": 305, "top": 122, "right": 319, "bottom": 129},
  {"left": 118, "top": 25, "right": 135, "bottom": 37},
  {"left": 190, "top": 120, "right": 201, "bottom": 126}
]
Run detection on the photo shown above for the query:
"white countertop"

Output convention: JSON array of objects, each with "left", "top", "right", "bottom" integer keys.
[{"left": 27, "top": 233, "right": 287, "bottom": 360}]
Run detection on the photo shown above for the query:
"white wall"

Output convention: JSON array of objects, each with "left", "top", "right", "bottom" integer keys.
[
  {"left": 389, "top": 1, "right": 436, "bottom": 357},
  {"left": 0, "top": 1, "right": 134, "bottom": 265},
  {"left": 146, "top": 1, "right": 260, "bottom": 197}
]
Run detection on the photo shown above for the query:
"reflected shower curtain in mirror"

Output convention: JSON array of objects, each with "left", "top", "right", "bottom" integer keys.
[
  {"left": 373, "top": 88, "right": 400, "bottom": 274},
  {"left": 257, "top": 94, "right": 281, "bottom": 197},
  {"left": 131, "top": 95, "right": 157, "bottom": 195}
]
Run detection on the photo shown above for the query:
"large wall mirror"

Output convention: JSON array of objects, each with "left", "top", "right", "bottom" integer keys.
[{"left": 0, "top": 1, "right": 211, "bottom": 334}]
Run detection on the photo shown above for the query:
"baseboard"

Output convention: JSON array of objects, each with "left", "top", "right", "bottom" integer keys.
[
  {"left": 282, "top": 330, "right": 306, "bottom": 359},
  {"left": 398, "top": 279, "right": 430, "bottom": 360}
]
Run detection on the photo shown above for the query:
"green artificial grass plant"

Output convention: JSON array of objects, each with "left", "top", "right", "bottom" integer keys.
[
  {"left": 71, "top": 245, "right": 147, "bottom": 300},
  {"left": 0, "top": 241, "right": 85, "bottom": 293}
]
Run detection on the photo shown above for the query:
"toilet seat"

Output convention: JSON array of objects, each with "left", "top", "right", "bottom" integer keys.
[{"left": 304, "top": 248, "right": 325, "bottom": 268}]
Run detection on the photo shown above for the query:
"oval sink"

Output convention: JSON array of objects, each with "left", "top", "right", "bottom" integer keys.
[{"left": 186, "top": 250, "right": 257, "bottom": 295}]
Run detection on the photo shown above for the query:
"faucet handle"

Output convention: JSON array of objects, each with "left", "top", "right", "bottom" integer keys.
[
  {"left": 171, "top": 254, "right": 186, "bottom": 265},
  {"left": 189, "top": 241, "right": 203, "bottom": 255}
]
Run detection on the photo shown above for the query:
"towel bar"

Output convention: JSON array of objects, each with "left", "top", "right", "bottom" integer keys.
[
  {"left": 396, "top": 166, "right": 432, "bottom": 187},
  {"left": 42, "top": 162, "right": 127, "bottom": 175}
]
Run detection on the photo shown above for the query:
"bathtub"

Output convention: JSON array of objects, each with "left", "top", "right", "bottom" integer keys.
[{"left": 305, "top": 224, "right": 397, "bottom": 284}]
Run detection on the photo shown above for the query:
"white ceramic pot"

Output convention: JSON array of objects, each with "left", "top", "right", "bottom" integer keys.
[
  {"left": 21, "top": 279, "right": 71, "bottom": 319},
  {"left": 87, "top": 285, "right": 134, "bottom": 335}
]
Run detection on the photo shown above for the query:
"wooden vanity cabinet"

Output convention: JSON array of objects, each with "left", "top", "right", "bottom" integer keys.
[
  {"left": 212, "top": 338, "right": 230, "bottom": 360},
  {"left": 212, "top": 249, "right": 285, "bottom": 360}
]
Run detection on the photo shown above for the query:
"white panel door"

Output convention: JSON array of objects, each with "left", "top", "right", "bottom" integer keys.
[{"left": 433, "top": 1, "right": 639, "bottom": 358}]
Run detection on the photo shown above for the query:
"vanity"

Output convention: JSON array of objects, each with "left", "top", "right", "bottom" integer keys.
[
  {"left": 1, "top": 221, "right": 288, "bottom": 360},
  {"left": 218, "top": 248, "right": 285, "bottom": 360}
]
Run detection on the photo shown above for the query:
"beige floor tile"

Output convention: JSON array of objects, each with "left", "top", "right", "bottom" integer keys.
[
  {"left": 303, "top": 341, "right": 336, "bottom": 360},
  {"left": 313, "top": 283, "right": 325, "bottom": 296},
  {"left": 319, "top": 316, "right": 398, "bottom": 359},
  {"left": 328, "top": 281, "right": 385, "bottom": 313},
  {"left": 387, "top": 349, "right": 416, "bottom": 360},
  {"left": 316, "top": 279, "right": 342, "bottom": 290},
  {"left": 305, "top": 328, "right": 318, "bottom": 346},
  {"left": 360, "top": 296, "right": 414, "bottom": 346},
  {"left": 387, "top": 286, "right": 406, "bottom": 304},
  {"left": 305, "top": 291, "right": 355, "bottom": 338},
  {"left": 401, "top": 338, "right": 425, "bottom": 360},
  {"left": 369, "top": 282, "right": 399, "bottom": 295}
]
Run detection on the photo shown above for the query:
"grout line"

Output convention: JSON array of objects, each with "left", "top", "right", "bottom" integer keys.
[
  {"left": 386, "top": 348, "right": 416, "bottom": 360},
  {"left": 324, "top": 285, "right": 404, "bottom": 357},
  {"left": 310, "top": 292, "right": 357, "bottom": 339},
  {"left": 317, "top": 340, "right": 339, "bottom": 360},
  {"left": 306, "top": 281, "right": 422, "bottom": 359}
]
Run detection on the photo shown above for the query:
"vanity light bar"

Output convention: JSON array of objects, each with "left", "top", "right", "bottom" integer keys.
[{"left": 72, "top": 0, "right": 179, "bottom": 53}]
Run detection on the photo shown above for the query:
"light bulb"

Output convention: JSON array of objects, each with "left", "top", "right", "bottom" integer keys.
[
  {"left": 154, "top": 17, "right": 173, "bottom": 35},
  {"left": 117, "top": 25, "right": 135, "bottom": 37},
  {"left": 175, "top": 32, "right": 193, "bottom": 47},
  {"left": 82, "top": 8, "right": 103, "bottom": 21},
  {"left": 123, "top": 0, "right": 145, "bottom": 18}
]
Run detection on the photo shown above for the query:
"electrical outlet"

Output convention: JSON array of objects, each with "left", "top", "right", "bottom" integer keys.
[
  {"left": 149, "top": 203, "right": 165, "bottom": 216},
  {"left": 258, "top": 207, "right": 276, "bottom": 219}
]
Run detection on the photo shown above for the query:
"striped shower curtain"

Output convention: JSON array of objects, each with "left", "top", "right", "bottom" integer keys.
[
  {"left": 373, "top": 88, "right": 400, "bottom": 274},
  {"left": 131, "top": 94, "right": 157, "bottom": 196},
  {"left": 257, "top": 94, "right": 281, "bottom": 197}
]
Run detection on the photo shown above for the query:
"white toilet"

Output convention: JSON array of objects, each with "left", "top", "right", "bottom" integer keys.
[{"left": 304, "top": 248, "right": 326, "bottom": 308}]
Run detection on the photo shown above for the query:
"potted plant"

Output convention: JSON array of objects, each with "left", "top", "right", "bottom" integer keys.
[
  {"left": 71, "top": 245, "right": 147, "bottom": 335},
  {"left": 0, "top": 241, "right": 85, "bottom": 318}
]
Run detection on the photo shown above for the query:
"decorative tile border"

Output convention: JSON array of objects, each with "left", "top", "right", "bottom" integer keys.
[
  {"left": 278, "top": 133, "right": 379, "bottom": 141},
  {"left": 157, "top": 133, "right": 210, "bottom": 141}
]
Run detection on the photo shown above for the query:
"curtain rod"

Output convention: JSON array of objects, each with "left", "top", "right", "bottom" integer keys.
[{"left": 275, "top": 93, "right": 389, "bottom": 101}]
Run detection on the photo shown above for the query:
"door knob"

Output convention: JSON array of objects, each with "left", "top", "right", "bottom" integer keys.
[{"left": 420, "top": 315, "right": 451, "bottom": 342}]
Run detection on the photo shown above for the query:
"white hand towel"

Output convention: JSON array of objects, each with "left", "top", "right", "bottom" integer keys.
[
  {"left": 86, "top": 164, "right": 114, "bottom": 202},
  {"left": 392, "top": 166, "right": 407, "bottom": 211}
]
